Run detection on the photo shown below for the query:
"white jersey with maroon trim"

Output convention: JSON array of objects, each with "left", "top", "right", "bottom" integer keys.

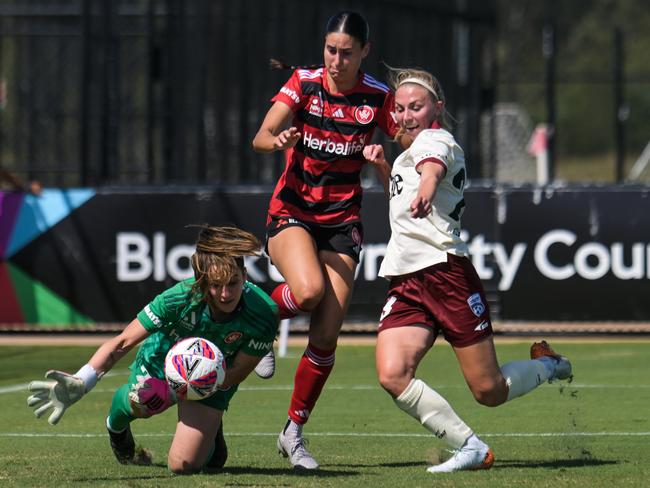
[
  {"left": 379, "top": 128, "right": 469, "bottom": 278},
  {"left": 268, "top": 68, "right": 398, "bottom": 225}
]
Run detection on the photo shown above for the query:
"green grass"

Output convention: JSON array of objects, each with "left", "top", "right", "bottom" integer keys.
[
  {"left": 555, "top": 154, "right": 618, "bottom": 182},
  {"left": 1, "top": 341, "right": 649, "bottom": 487},
  {"left": 554, "top": 153, "right": 644, "bottom": 183}
]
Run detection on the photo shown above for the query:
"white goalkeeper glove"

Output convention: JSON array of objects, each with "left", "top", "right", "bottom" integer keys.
[{"left": 27, "top": 367, "right": 95, "bottom": 425}]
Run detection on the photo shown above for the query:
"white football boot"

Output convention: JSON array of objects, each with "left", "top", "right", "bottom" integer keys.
[
  {"left": 277, "top": 420, "right": 319, "bottom": 470},
  {"left": 254, "top": 349, "right": 276, "bottom": 379},
  {"left": 427, "top": 436, "right": 494, "bottom": 473}
]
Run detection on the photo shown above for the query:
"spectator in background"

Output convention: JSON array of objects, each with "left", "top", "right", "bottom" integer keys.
[{"left": 363, "top": 66, "right": 573, "bottom": 473}]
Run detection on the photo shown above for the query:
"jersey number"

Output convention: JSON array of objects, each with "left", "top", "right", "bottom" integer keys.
[
  {"left": 449, "top": 199, "right": 466, "bottom": 221},
  {"left": 449, "top": 168, "right": 466, "bottom": 221}
]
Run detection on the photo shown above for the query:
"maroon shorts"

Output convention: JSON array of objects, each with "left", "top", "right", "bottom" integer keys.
[{"left": 378, "top": 254, "right": 493, "bottom": 348}]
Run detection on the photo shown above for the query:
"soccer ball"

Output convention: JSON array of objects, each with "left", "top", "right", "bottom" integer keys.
[{"left": 164, "top": 337, "right": 226, "bottom": 400}]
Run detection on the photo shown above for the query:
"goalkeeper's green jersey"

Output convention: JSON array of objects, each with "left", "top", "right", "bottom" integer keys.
[{"left": 134, "top": 278, "right": 279, "bottom": 380}]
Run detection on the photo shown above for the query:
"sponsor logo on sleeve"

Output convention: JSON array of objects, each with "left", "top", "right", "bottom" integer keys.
[
  {"left": 280, "top": 86, "right": 300, "bottom": 104},
  {"left": 144, "top": 305, "right": 162, "bottom": 326}
]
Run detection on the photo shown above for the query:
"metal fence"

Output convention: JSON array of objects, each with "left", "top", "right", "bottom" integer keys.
[
  {"left": 493, "top": 2, "right": 650, "bottom": 184},
  {"left": 0, "top": 0, "right": 496, "bottom": 187}
]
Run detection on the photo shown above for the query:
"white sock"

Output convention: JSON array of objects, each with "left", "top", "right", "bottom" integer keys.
[
  {"left": 464, "top": 433, "right": 489, "bottom": 451},
  {"left": 283, "top": 418, "right": 303, "bottom": 438},
  {"left": 394, "top": 379, "right": 473, "bottom": 449},
  {"left": 502, "top": 358, "right": 555, "bottom": 401}
]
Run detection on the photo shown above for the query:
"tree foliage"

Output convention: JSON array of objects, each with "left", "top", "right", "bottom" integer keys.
[{"left": 496, "top": 0, "right": 650, "bottom": 156}]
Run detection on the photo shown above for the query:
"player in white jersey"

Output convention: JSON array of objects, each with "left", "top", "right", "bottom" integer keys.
[
  {"left": 378, "top": 126, "right": 468, "bottom": 277},
  {"left": 363, "top": 67, "right": 573, "bottom": 474}
]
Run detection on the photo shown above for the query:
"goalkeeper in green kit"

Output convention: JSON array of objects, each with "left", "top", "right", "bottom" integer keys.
[{"left": 27, "top": 226, "right": 279, "bottom": 473}]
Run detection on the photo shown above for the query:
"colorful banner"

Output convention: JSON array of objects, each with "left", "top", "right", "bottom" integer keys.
[
  {"left": 2, "top": 186, "right": 650, "bottom": 326},
  {"left": 1, "top": 189, "right": 95, "bottom": 326}
]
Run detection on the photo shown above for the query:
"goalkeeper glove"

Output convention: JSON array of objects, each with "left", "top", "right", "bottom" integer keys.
[
  {"left": 128, "top": 376, "right": 176, "bottom": 416},
  {"left": 27, "top": 369, "right": 90, "bottom": 425}
]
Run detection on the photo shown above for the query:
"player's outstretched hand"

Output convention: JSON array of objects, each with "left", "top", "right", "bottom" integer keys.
[
  {"left": 27, "top": 370, "right": 86, "bottom": 425},
  {"left": 273, "top": 127, "right": 301, "bottom": 151},
  {"left": 363, "top": 144, "right": 385, "bottom": 166},
  {"left": 410, "top": 195, "right": 432, "bottom": 218}
]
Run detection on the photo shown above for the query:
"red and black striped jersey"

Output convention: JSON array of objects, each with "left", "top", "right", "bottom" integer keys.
[{"left": 267, "top": 68, "right": 398, "bottom": 225}]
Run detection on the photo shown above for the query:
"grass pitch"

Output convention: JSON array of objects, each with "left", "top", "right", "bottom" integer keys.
[{"left": 1, "top": 340, "right": 649, "bottom": 487}]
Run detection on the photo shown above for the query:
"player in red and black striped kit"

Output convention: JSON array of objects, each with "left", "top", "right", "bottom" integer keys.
[
  {"left": 252, "top": 11, "right": 403, "bottom": 470},
  {"left": 266, "top": 65, "right": 397, "bottom": 225}
]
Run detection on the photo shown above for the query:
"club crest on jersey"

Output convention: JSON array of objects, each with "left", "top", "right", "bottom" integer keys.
[
  {"left": 309, "top": 97, "right": 323, "bottom": 117},
  {"left": 224, "top": 331, "right": 243, "bottom": 344},
  {"left": 354, "top": 105, "right": 374, "bottom": 124},
  {"left": 467, "top": 293, "right": 485, "bottom": 317}
]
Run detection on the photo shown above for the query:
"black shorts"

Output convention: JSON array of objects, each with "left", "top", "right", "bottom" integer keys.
[{"left": 265, "top": 216, "right": 364, "bottom": 263}]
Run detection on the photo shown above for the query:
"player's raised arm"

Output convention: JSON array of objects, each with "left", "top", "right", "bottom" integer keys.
[
  {"left": 27, "top": 318, "right": 150, "bottom": 425},
  {"left": 410, "top": 161, "right": 446, "bottom": 218},
  {"left": 251, "top": 101, "right": 299, "bottom": 153}
]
